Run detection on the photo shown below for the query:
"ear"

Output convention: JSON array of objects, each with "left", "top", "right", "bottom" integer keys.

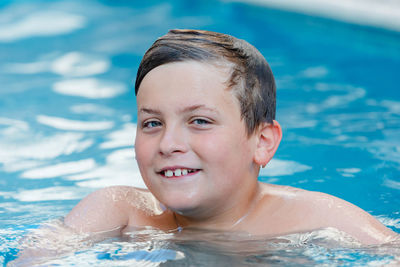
[{"left": 253, "top": 120, "right": 282, "bottom": 167}]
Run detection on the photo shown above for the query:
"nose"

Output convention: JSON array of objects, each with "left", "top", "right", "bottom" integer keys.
[{"left": 159, "top": 124, "right": 188, "bottom": 156}]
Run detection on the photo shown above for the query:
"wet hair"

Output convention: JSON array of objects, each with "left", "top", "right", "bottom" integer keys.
[{"left": 135, "top": 29, "right": 276, "bottom": 135}]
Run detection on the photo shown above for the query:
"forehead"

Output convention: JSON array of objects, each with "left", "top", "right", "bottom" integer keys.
[{"left": 136, "top": 61, "right": 237, "bottom": 107}]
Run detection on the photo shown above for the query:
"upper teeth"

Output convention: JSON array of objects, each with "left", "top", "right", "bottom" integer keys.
[{"left": 164, "top": 168, "right": 193, "bottom": 177}]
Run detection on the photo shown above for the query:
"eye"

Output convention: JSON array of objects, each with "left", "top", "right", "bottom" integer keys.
[
  {"left": 190, "top": 117, "right": 213, "bottom": 128},
  {"left": 192, "top": 118, "right": 210, "bottom": 125},
  {"left": 142, "top": 120, "right": 162, "bottom": 129}
]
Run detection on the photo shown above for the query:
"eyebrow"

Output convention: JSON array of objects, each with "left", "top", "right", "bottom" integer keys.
[
  {"left": 138, "top": 105, "right": 219, "bottom": 115},
  {"left": 139, "top": 108, "right": 162, "bottom": 115},
  {"left": 180, "top": 104, "right": 219, "bottom": 114}
]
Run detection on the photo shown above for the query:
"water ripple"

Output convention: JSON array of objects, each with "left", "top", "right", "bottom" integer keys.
[
  {"left": 36, "top": 115, "right": 114, "bottom": 131},
  {"left": 53, "top": 78, "right": 126, "bottom": 99},
  {"left": 0, "top": 10, "right": 86, "bottom": 42},
  {"left": 21, "top": 158, "right": 97, "bottom": 179}
]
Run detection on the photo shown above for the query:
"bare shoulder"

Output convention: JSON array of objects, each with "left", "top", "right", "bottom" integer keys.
[
  {"left": 64, "top": 186, "right": 157, "bottom": 234},
  {"left": 303, "top": 190, "right": 399, "bottom": 244},
  {"left": 259, "top": 183, "right": 398, "bottom": 244}
]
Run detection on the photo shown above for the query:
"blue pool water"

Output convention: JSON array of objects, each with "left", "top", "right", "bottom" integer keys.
[{"left": 1, "top": 0, "right": 400, "bottom": 265}]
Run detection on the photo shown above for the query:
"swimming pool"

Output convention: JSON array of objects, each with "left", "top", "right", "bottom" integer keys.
[{"left": 1, "top": 0, "right": 399, "bottom": 265}]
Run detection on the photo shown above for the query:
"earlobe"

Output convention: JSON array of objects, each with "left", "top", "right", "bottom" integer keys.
[{"left": 253, "top": 120, "right": 282, "bottom": 167}]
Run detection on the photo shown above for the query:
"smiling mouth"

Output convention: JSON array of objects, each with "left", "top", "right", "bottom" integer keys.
[{"left": 158, "top": 168, "right": 200, "bottom": 178}]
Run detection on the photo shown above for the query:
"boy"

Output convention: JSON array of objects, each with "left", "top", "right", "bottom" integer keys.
[{"left": 65, "top": 29, "right": 398, "bottom": 245}]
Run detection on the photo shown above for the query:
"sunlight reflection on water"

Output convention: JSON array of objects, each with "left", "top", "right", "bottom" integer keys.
[{"left": 0, "top": 0, "right": 399, "bottom": 265}]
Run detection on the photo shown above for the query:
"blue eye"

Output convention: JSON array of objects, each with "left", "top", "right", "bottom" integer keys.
[
  {"left": 193, "top": 119, "right": 208, "bottom": 125},
  {"left": 143, "top": 120, "right": 162, "bottom": 128},
  {"left": 192, "top": 118, "right": 211, "bottom": 125}
]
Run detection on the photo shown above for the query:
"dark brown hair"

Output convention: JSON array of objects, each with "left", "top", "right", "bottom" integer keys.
[{"left": 135, "top": 29, "right": 276, "bottom": 134}]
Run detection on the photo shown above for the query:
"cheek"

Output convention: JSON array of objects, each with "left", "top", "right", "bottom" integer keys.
[
  {"left": 193, "top": 131, "right": 250, "bottom": 165},
  {"left": 134, "top": 135, "right": 153, "bottom": 169},
  {"left": 193, "top": 133, "right": 228, "bottom": 158},
  {"left": 135, "top": 136, "right": 157, "bottom": 190}
]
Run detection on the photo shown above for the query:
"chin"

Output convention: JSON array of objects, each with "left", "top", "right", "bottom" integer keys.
[{"left": 162, "top": 197, "right": 203, "bottom": 216}]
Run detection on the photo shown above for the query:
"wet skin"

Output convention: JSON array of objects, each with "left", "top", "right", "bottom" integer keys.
[{"left": 64, "top": 62, "right": 398, "bottom": 245}]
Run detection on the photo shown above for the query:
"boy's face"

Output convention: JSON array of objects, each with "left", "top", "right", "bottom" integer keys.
[{"left": 135, "top": 61, "right": 259, "bottom": 217}]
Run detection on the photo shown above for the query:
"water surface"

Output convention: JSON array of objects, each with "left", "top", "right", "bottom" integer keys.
[{"left": 1, "top": 0, "right": 399, "bottom": 265}]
